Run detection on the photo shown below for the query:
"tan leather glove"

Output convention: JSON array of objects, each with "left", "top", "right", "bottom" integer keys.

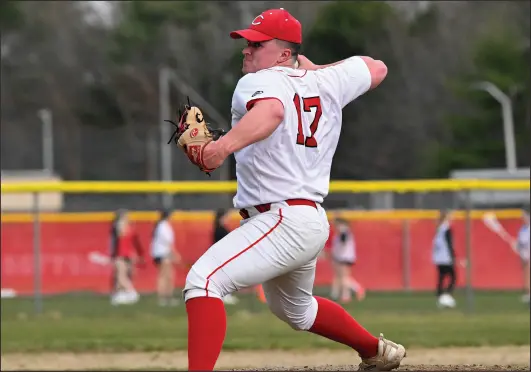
[{"left": 165, "top": 100, "right": 225, "bottom": 176}]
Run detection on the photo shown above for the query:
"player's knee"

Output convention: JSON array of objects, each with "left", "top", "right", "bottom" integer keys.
[
  {"left": 182, "top": 265, "right": 223, "bottom": 302},
  {"left": 269, "top": 296, "right": 318, "bottom": 331},
  {"left": 267, "top": 300, "right": 291, "bottom": 325}
]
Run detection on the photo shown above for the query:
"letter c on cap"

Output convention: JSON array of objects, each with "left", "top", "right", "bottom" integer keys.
[{"left": 252, "top": 15, "right": 264, "bottom": 25}]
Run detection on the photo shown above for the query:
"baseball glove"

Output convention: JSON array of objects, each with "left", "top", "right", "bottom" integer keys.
[{"left": 165, "top": 99, "right": 226, "bottom": 176}]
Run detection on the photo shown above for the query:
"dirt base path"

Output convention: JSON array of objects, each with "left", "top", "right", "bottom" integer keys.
[{"left": 1, "top": 346, "right": 529, "bottom": 371}]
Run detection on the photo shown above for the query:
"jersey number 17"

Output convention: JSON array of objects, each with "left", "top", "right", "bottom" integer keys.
[{"left": 293, "top": 93, "right": 322, "bottom": 148}]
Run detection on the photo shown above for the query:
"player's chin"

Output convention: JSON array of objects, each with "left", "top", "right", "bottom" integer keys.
[{"left": 242, "top": 63, "right": 256, "bottom": 74}]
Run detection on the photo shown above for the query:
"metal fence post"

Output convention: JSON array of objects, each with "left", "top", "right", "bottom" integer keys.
[
  {"left": 402, "top": 219, "right": 411, "bottom": 292},
  {"left": 159, "top": 67, "right": 173, "bottom": 210},
  {"left": 464, "top": 189, "right": 474, "bottom": 314},
  {"left": 33, "top": 192, "right": 43, "bottom": 314}
]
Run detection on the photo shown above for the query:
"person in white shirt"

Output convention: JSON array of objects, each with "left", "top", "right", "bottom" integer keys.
[
  {"left": 432, "top": 210, "right": 457, "bottom": 308},
  {"left": 329, "top": 217, "right": 365, "bottom": 303},
  {"left": 513, "top": 208, "right": 530, "bottom": 303},
  {"left": 181, "top": 8, "right": 405, "bottom": 371},
  {"left": 151, "top": 209, "right": 181, "bottom": 306}
]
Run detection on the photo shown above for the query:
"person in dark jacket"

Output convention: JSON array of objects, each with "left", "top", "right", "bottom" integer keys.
[
  {"left": 213, "top": 209, "right": 231, "bottom": 244},
  {"left": 432, "top": 209, "right": 457, "bottom": 308}
]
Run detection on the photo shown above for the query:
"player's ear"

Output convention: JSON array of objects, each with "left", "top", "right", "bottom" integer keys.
[{"left": 279, "top": 49, "right": 291, "bottom": 64}]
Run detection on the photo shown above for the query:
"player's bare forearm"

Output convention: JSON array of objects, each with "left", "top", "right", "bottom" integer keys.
[{"left": 217, "top": 99, "right": 284, "bottom": 155}]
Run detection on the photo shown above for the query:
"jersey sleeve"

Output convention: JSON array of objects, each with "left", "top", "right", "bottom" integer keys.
[
  {"left": 316, "top": 56, "right": 372, "bottom": 108},
  {"left": 232, "top": 72, "right": 286, "bottom": 115}
]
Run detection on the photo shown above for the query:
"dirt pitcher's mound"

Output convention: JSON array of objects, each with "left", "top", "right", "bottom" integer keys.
[
  {"left": 1, "top": 346, "right": 529, "bottom": 371},
  {"left": 239, "top": 365, "right": 529, "bottom": 371}
]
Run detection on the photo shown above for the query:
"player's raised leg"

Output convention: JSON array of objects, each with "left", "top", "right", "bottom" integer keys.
[
  {"left": 262, "top": 259, "right": 406, "bottom": 371},
  {"left": 183, "top": 204, "right": 329, "bottom": 370}
]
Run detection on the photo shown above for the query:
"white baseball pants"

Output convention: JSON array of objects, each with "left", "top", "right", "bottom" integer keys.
[{"left": 184, "top": 201, "right": 330, "bottom": 331}]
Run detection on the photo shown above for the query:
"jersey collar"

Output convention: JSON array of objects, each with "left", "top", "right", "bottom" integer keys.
[{"left": 267, "top": 66, "right": 307, "bottom": 77}]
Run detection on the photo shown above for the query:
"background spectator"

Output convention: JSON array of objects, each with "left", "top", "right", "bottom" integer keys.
[
  {"left": 151, "top": 209, "right": 181, "bottom": 306},
  {"left": 109, "top": 209, "right": 144, "bottom": 305}
]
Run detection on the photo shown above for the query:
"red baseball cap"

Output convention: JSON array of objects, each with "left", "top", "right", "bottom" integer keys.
[{"left": 230, "top": 8, "right": 302, "bottom": 44}]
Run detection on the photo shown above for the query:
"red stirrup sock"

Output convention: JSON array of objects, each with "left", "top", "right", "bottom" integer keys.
[
  {"left": 308, "top": 296, "right": 379, "bottom": 358},
  {"left": 186, "top": 297, "right": 227, "bottom": 370}
]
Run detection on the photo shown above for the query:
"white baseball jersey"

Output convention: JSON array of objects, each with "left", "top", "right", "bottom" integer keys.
[
  {"left": 331, "top": 225, "right": 356, "bottom": 263},
  {"left": 150, "top": 220, "right": 174, "bottom": 258},
  {"left": 230, "top": 57, "right": 372, "bottom": 209},
  {"left": 432, "top": 221, "right": 453, "bottom": 265}
]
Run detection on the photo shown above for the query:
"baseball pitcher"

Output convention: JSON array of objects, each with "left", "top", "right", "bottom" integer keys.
[{"left": 170, "top": 8, "right": 405, "bottom": 371}]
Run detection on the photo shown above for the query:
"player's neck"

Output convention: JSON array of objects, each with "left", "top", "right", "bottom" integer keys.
[{"left": 275, "top": 60, "right": 297, "bottom": 69}]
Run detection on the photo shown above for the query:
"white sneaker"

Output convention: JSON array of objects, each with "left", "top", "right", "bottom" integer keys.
[
  {"left": 447, "top": 294, "right": 456, "bottom": 308},
  {"left": 111, "top": 291, "right": 128, "bottom": 305},
  {"left": 358, "top": 333, "right": 406, "bottom": 371},
  {"left": 122, "top": 290, "right": 139, "bottom": 304},
  {"left": 110, "top": 294, "right": 120, "bottom": 306},
  {"left": 437, "top": 293, "right": 456, "bottom": 308}
]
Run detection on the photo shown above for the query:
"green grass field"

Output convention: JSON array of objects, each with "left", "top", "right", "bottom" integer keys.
[{"left": 1, "top": 289, "right": 529, "bottom": 354}]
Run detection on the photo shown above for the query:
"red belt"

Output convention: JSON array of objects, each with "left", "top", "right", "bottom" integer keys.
[{"left": 239, "top": 199, "right": 317, "bottom": 219}]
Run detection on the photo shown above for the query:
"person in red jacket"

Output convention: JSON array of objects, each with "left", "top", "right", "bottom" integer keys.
[{"left": 110, "top": 209, "right": 145, "bottom": 305}]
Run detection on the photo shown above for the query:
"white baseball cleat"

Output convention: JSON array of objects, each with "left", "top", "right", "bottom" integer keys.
[{"left": 358, "top": 333, "right": 407, "bottom": 371}]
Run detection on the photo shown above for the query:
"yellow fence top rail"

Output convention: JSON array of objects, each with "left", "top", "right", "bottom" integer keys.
[
  {"left": 0, "top": 209, "right": 524, "bottom": 223},
  {"left": 0, "top": 179, "right": 529, "bottom": 194}
]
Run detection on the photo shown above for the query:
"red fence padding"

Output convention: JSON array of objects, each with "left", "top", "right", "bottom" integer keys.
[{"left": 0, "top": 217, "right": 525, "bottom": 295}]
